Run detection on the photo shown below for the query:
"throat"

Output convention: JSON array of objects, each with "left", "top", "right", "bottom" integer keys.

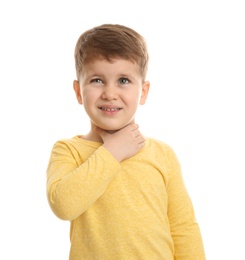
[{"left": 106, "top": 130, "right": 118, "bottom": 134}]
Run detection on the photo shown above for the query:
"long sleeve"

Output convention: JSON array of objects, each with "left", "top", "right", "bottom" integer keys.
[
  {"left": 46, "top": 137, "right": 205, "bottom": 259},
  {"left": 46, "top": 140, "right": 122, "bottom": 220},
  {"left": 166, "top": 147, "right": 206, "bottom": 259}
]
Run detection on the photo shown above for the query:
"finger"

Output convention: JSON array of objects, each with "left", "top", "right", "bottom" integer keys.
[
  {"left": 127, "top": 123, "right": 139, "bottom": 131},
  {"left": 138, "top": 138, "right": 145, "bottom": 148},
  {"left": 132, "top": 126, "right": 143, "bottom": 138},
  {"left": 133, "top": 130, "right": 141, "bottom": 138},
  {"left": 137, "top": 135, "right": 145, "bottom": 143}
]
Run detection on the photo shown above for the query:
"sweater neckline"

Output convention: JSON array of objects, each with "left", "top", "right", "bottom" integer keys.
[{"left": 73, "top": 135, "right": 150, "bottom": 151}]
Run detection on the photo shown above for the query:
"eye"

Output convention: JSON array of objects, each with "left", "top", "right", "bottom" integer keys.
[
  {"left": 118, "top": 77, "right": 130, "bottom": 85},
  {"left": 91, "top": 78, "right": 103, "bottom": 84}
]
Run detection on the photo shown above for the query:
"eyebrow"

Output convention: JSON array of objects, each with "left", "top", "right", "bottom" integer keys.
[{"left": 117, "top": 73, "right": 138, "bottom": 80}]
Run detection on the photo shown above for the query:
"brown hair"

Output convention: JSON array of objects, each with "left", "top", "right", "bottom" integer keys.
[{"left": 74, "top": 24, "right": 149, "bottom": 81}]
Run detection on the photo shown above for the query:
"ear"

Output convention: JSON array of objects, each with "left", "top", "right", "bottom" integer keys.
[
  {"left": 139, "top": 81, "right": 150, "bottom": 105},
  {"left": 73, "top": 80, "right": 83, "bottom": 104}
]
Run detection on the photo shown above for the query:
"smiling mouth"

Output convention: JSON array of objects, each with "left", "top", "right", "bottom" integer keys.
[{"left": 99, "top": 107, "right": 122, "bottom": 111}]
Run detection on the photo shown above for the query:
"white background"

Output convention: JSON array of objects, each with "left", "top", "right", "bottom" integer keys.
[{"left": 0, "top": 0, "right": 244, "bottom": 259}]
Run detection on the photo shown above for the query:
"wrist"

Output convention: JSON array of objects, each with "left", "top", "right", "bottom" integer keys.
[{"left": 102, "top": 144, "right": 124, "bottom": 162}]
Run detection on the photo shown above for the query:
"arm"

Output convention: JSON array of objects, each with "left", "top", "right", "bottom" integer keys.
[
  {"left": 47, "top": 124, "right": 145, "bottom": 221},
  {"left": 47, "top": 144, "right": 121, "bottom": 220},
  {"left": 166, "top": 149, "right": 206, "bottom": 259}
]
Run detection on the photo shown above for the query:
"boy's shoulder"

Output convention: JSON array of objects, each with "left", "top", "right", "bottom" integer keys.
[
  {"left": 146, "top": 137, "right": 175, "bottom": 152},
  {"left": 51, "top": 135, "right": 79, "bottom": 147},
  {"left": 51, "top": 135, "right": 101, "bottom": 154},
  {"left": 146, "top": 136, "right": 180, "bottom": 159},
  {"left": 53, "top": 135, "right": 99, "bottom": 147},
  {"left": 143, "top": 137, "right": 181, "bottom": 171}
]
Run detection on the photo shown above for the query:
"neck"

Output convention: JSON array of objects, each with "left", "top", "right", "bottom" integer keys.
[
  {"left": 82, "top": 130, "right": 102, "bottom": 143},
  {"left": 82, "top": 128, "right": 120, "bottom": 143}
]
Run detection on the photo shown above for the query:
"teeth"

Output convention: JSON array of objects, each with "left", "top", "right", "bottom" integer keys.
[{"left": 100, "top": 107, "right": 120, "bottom": 111}]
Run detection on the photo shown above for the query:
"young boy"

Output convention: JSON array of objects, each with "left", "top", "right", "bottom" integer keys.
[{"left": 46, "top": 24, "right": 206, "bottom": 259}]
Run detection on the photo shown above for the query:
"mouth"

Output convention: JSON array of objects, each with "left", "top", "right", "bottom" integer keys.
[{"left": 98, "top": 107, "right": 122, "bottom": 111}]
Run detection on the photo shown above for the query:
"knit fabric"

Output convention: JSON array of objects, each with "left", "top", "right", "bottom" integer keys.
[{"left": 46, "top": 136, "right": 205, "bottom": 259}]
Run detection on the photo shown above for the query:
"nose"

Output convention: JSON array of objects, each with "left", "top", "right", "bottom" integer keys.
[{"left": 101, "top": 85, "right": 118, "bottom": 100}]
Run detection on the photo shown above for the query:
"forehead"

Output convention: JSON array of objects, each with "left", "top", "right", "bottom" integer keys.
[{"left": 81, "top": 58, "right": 141, "bottom": 77}]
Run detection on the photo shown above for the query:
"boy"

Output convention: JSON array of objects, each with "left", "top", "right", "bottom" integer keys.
[{"left": 46, "top": 24, "right": 206, "bottom": 259}]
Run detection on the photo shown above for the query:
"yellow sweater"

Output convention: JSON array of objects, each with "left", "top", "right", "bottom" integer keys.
[{"left": 46, "top": 136, "right": 205, "bottom": 260}]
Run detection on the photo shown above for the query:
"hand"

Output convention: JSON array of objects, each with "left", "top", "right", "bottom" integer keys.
[{"left": 94, "top": 124, "right": 145, "bottom": 162}]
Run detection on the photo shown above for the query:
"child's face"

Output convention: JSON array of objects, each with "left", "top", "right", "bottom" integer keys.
[{"left": 74, "top": 58, "right": 150, "bottom": 131}]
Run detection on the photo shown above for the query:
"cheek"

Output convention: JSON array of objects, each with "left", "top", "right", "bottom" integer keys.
[
  {"left": 82, "top": 89, "right": 100, "bottom": 101},
  {"left": 133, "top": 89, "right": 142, "bottom": 103},
  {"left": 126, "top": 90, "right": 142, "bottom": 106}
]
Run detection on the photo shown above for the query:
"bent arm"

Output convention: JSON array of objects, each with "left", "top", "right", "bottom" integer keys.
[{"left": 46, "top": 142, "right": 122, "bottom": 220}]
